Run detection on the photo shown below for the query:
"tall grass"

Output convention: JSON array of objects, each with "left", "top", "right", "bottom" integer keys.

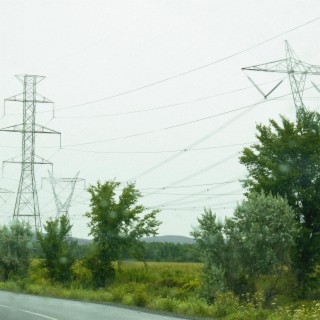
[{"left": 0, "top": 260, "right": 319, "bottom": 319}]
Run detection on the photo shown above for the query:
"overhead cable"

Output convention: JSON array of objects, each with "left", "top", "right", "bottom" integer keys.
[
  {"left": 62, "top": 93, "right": 283, "bottom": 148},
  {"left": 63, "top": 142, "right": 255, "bottom": 155},
  {"left": 54, "top": 15, "right": 320, "bottom": 112},
  {"left": 128, "top": 97, "right": 269, "bottom": 181},
  {"left": 55, "top": 77, "right": 284, "bottom": 118},
  {"left": 139, "top": 180, "right": 239, "bottom": 190}
]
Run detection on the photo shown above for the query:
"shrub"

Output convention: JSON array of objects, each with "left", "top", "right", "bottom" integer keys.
[{"left": 71, "top": 260, "right": 93, "bottom": 288}]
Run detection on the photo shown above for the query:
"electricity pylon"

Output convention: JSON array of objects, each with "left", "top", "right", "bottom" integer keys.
[
  {"left": 0, "top": 75, "right": 61, "bottom": 231},
  {"left": 242, "top": 41, "right": 320, "bottom": 112},
  {"left": 44, "top": 171, "right": 85, "bottom": 221}
]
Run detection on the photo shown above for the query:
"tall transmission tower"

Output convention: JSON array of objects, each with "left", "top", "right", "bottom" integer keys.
[
  {"left": 44, "top": 171, "right": 85, "bottom": 221},
  {"left": 0, "top": 75, "right": 61, "bottom": 231},
  {"left": 242, "top": 41, "right": 320, "bottom": 112}
]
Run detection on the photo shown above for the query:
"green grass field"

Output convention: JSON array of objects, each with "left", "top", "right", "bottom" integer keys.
[{"left": 0, "top": 260, "right": 319, "bottom": 319}]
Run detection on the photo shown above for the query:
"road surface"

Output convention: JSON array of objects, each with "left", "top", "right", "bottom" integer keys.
[{"left": 0, "top": 291, "right": 192, "bottom": 320}]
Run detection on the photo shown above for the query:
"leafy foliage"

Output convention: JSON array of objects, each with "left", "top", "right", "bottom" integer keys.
[
  {"left": 240, "top": 109, "right": 320, "bottom": 289},
  {"left": 192, "top": 192, "right": 298, "bottom": 302},
  {"left": 141, "top": 242, "right": 201, "bottom": 262},
  {"left": 0, "top": 221, "right": 33, "bottom": 281},
  {"left": 1, "top": 258, "right": 320, "bottom": 319},
  {"left": 85, "top": 180, "right": 161, "bottom": 287},
  {"left": 37, "top": 215, "right": 77, "bottom": 283},
  {"left": 226, "top": 192, "right": 298, "bottom": 276}
]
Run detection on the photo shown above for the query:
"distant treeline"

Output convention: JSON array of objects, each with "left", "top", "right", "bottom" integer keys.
[
  {"left": 142, "top": 242, "right": 201, "bottom": 262},
  {"left": 74, "top": 241, "right": 201, "bottom": 263}
]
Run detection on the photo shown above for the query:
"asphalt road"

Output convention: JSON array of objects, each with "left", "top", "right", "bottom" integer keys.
[{"left": 0, "top": 291, "right": 192, "bottom": 320}]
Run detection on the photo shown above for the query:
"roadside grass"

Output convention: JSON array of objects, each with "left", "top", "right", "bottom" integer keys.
[{"left": 0, "top": 260, "right": 320, "bottom": 319}]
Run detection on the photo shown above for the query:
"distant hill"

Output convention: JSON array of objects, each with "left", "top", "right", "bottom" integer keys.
[
  {"left": 71, "top": 237, "right": 92, "bottom": 246},
  {"left": 72, "top": 235, "right": 195, "bottom": 245},
  {"left": 142, "top": 235, "right": 195, "bottom": 244}
]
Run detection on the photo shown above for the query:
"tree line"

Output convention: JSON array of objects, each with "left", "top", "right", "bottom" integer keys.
[{"left": 0, "top": 179, "right": 199, "bottom": 287}]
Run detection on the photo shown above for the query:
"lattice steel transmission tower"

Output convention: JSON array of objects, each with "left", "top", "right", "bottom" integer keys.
[
  {"left": 44, "top": 171, "right": 85, "bottom": 221},
  {"left": 242, "top": 41, "right": 320, "bottom": 112},
  {"left": 0, "top": 75, "right": 61, "bottom": 231}
]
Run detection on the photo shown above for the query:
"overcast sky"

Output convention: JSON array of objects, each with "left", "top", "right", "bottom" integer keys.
[{"left": 0, "top": 0, "right": 320, "bottom": 238}]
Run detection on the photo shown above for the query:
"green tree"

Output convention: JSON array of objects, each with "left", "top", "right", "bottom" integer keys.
[
  {"left": 85, "top": 180, "right": 161, "bottom": 287},
  {"left": 191, "top": 208, "right": 226, "bottom": 303},
  {"left": 37, "top": 215, "right": 77, "bottom": 283},
  {"left": 0, "top": 221, "right": 33, "bottom": 281},
  {"left": 192, "top": 192, "right": 298, "bottom": 302},
  {"left": 240, "top": 109, "right": 320, "bottom": 291}
]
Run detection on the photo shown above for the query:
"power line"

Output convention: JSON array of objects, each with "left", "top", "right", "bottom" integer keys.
[
  {"left": 141, "top": 79, "right": 320, "bottom": 205},
  {"left": 159, "top": 190, "right": 243, "bottom": 207},
  {"left": 55, "top": 77, "right": 285, "bottom": 119},
  {"left": 160, "top": 205, "right": 234, "bottom": 211},
  {"left": 62, "top": 141, "right": 255, "bottom": 155},
  {"left": 47, "top": 1, "right": 223, "bottom": 79},
  {"left": 143, "top": 151, "right": 240, "bottom": 205},
  {"left": 149, "top": 186, "right": 243, "bottom": 208},
  {"left": 8, "top": 77, "right": 284, "bottom": 118},
  {"left": 61, "top": 81, "right": 318, "bottom": 150},
  {"left": 151, "top": 198, "right": 241, "bottom": 211},
  {"left": 53, "top": 15, "right": 320, "bottom": 112},
  {"left": 139, "top": 180, "right": 239, "bottom": 190},
  {"left": 62, "top": 92, "right": 284, "bottom": 148},
  {"left": 143, "top": 192, "right": 243, "bottom": 196},
  {"left": 174, "top": 197, "right": 242, "bottom": 208},
  {"left": 128, "top": 95, "right": 271, "bottom": 182}
]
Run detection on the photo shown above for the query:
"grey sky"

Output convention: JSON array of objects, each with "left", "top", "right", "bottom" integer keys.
[{"left": 0, "top": 0, "right": 320, "bottom": 238}]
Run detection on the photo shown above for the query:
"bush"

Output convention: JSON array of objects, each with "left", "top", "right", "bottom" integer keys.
[
  {"left": 192, "top": 193, "right": 299, "bottom": 302},
  {"left": 0, "top": 221, "right": 33, "bottom": 281},
  {"left": 71, "top": 260, "right": 93, "bottom": 288}
]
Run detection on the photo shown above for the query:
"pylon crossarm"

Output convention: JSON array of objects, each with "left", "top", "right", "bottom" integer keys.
[
  {"left": 5, "top": 98, "right": 52, "bottom": 103},
  {"left": 15, "top": 74, "right": 45, "bottom": 84},
  {"left": 34, "top": 155, "right": 53, "bottom": 166},
  {"left": 242, "top": 59, "right": 288, "bottom": 73},
  {"left": 5, "top": 93, "right": 24, "bottom": 102},
  {"left": 34, "top": 124, "right": 61, "bottom": 134},
  {"left": 5, "top": 161, "right": 51, "bottom": 165},
  {"left": 3, "top": 156, "right": 53, "bottom": 166},
  {"left": 242, "top": 41, "right": 320, "bottom": 113},
  {"left": 3, "top": 155, "right": 22, "bottom": 165},
  {"left": 243, "top": 60, "right": 320, "bottom": 75},
  {"left": 0, "top": 124, "right": 24, "bottom": 132},
  {"left": 302, "top": 62, "right": 320, "bottom": 74},
  {"left": 58, "top": 178, "right": 85, "bottom": 183},
  {"left": 35, "top": 93, "right": 53, "bottom": 104},
  {"left": 0, "top": 123, "right": 61, "bottom": 135}
]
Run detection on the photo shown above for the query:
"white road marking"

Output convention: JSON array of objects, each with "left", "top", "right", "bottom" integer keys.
[
  {"left": 0, "top": 304, "right": 9, "bottom": 308},
  {"left": 20, "top": 309, "right": 59, "bottom": 320}
]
